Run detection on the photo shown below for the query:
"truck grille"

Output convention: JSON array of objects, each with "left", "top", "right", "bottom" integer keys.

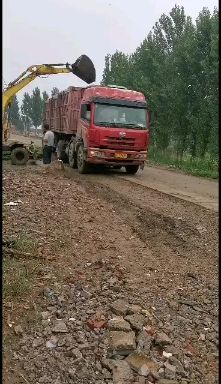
[{"left": 105, "top": 137, "right": 135, "bottom": 148}]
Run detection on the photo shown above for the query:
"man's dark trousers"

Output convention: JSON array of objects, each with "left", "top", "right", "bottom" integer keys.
[{"left": 43, "top": 145, "right": 53, "bottom": 164}]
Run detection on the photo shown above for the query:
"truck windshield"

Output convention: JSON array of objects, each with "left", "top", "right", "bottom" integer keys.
[{"left": 94, "top": 104, "right": 147, "bottom": 129}]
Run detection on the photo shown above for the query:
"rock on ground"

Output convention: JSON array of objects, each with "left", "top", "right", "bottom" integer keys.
[
  {"left": 112, "top": 360, "right": 134, "bottom": 384},
  {"left": 110, "top": 300, "right": 129, "bottom": 316},
  {"left": 109, "top": 331, "right": 136, "bottom": 355},
  {"left": 126, "top": 351, "right": 159, "bottom": 374},
  {"left": 108, "top": 316, "right": 131, "bottom": 332}
]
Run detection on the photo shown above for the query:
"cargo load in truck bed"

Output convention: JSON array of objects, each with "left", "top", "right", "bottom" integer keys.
[{"left": 44, "top": 87, "right": 84, "bottom": 135}]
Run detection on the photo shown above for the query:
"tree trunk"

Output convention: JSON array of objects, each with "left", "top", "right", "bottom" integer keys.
[
  {"left": 190, "top": 130, "right": 197, "bottom": 159},
  {"left": 200, "top": 136, "right": 209, "bottom": 159}
]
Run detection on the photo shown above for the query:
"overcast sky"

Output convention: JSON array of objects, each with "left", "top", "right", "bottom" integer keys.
[{"left": 3, "top": 0, "right": 218, "bottom": 104}]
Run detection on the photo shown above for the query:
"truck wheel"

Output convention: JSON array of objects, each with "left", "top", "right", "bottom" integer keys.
[
  {"left": 57, "top": 140, "right": 68, "bottom": 163},
  {"left": 125, "top": 165, "right": 139, "bottom": 175},
  {"left": 68, "top": 141, "right": 77, "bottom": 168},
  {"left": 77, "top": 144, "right": 89, "bottom": 174},
  {"left": 11, "top": 147, "right": 29, "bottom": 165}
]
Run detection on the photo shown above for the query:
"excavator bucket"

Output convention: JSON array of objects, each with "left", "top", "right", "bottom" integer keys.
[{"left": 71, "top": 55, "right": 96, "bottom": 84}]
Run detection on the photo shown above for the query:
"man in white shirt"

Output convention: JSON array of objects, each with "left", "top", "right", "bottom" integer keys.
[{"left": 42, "top": 123, "right": 55, "bottom": 164}]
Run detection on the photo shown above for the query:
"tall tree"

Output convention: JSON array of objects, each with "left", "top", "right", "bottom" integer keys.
[
  {"left": 207, "top": 8, "right": 219, "bottom": 159},
  {"left": 51, "top": 87, "right": 59, "bottom": 97},
  {"left": 9, "top": 95, "right": 23, "bottom": 132},
  {"left": 42, "top": 91, "right": 49, "bottom": 118},
  {"left": 101, "top": 54, "right": 111, "bottom": 85},
  {"left": 102, "top": 51, "right": 133, "bottom": 88},
  {"left": 30, "top": 87, "right": 43, "bottom": 134},
  {"left": 101, "top": 5, "right": 219, "bottom": 160},
  {"left": 21, "top": 92, "right": 32, "bottom": 134},
  {"left": 42, "top": 91, "right": 49, "bottom": 102}
]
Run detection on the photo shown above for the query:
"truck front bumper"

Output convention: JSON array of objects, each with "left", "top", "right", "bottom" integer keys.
[{"left": 86, "top": 148, "right": 147, "bottom": 166}]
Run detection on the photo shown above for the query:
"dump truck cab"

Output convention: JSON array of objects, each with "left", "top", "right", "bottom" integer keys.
[
  {"left": 76, "top": 85, "right": 150, "bottom": 172},
  {"left": 44, "top": 84, "right": 150, "bottom": 174}
]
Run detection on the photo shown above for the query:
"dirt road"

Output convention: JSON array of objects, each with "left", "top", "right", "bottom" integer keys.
[
  {"left": 121, "top": 167, "right": 218, "bottom": 212},
  {"left": 3, "top": 163, "right": 218, "bottom": 384},
  {"left": 77, "top": 166, "right": 218, "bottom": 212},
  {"left": 9, "top": 133, "right": 218, "bottom": 212}
]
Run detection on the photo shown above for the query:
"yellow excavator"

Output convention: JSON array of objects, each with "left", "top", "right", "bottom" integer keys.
[{"left": 3, "top": 54, "right": 96, "bottom": 165}]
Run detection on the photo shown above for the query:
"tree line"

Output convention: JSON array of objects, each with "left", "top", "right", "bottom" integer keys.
[
  {"left": 9, "top": 87, "right": 60, "bottom": 134},
  {"left": 102, "top": 5, "right": 218, "bottom": 160}
]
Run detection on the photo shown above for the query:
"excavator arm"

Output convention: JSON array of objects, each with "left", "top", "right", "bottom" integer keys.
[
  {"left": 3, "top": 65, "right": 71, "bottom": 112},
  {"left": 3, "top": 55, "right": 96, "bottom": 141}
]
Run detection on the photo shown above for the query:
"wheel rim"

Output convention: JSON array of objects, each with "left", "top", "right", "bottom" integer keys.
[{"left": 77, "top": 146, "right": 84, "bottom": 169}]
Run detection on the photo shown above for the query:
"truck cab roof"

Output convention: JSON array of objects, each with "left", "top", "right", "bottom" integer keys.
[{"left": 82, "top": 85, "right": 146, "bottom": 104}]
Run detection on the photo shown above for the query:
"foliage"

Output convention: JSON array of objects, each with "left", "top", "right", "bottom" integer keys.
[
  {"left": 3, "top": 233, "right": 39, "bottom": 299},
  {"left": 21, "top": 89, "right": 50, "bottom": 132},
  {"left": 148, "top": 147, "right": 218, "bottom": 179},
  {"left": 42, "top": 91, "right": 49, "bottom": 102},
  {"left": 9, "top": 95, "right": 23, "bottom": 132},
  {"left": 30, "top": 87, "right": 43, "bottom": 131},
  {"left": 102, "top": 5, "right": 219, "bottom": 167},
  {"left": 21, "top": 92, "right": 32, "bottom": 133},
  {"left": 8, "top": 88, "right": 55, "bottom": 134},
  {"left": 51, "top": 87, "right": 59, "bottom": 96}
]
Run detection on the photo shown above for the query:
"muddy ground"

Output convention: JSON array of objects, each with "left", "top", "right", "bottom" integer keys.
[
  {"left": 3, "top": 162, "right": 218, "bottom": 384},
  {"left": 8, "top": 133, "right": 218, "bottom": 212}
]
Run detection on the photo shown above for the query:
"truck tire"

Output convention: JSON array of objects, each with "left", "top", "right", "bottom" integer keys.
[
  {"left": 125, "top": 165, "right": 139, "bottom": 175},
  {"left": 57, "top": 140, "right": 68, "bottom": 163},
  {"left": 77, "top": 144, "right": 89, "bottom": 174},
  {"left": 68, "top": 141, "right": 77, "bottom": 168},
  {"left": 11, "top": 147, "right": 29, "bottom": 165}
]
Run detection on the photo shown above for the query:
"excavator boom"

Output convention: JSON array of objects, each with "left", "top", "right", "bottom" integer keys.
[
  {"left": 3, "top": 54, "right": 96, "bottom": 141},
  {"left": 3, "top": 66, "right": 71, "bottom": 112}
]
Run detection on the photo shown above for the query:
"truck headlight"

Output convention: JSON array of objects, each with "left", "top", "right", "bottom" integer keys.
[
  {"left": 89, "top": 150, "right": 105, "bottom": 158},
  {"left": 135, "top": 153, "right": 147, "bottom": 159}
]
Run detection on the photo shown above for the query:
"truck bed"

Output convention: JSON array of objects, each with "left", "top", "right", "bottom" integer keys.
[{"left": 44, "top": 87, "right": 84, "bottom": 135}]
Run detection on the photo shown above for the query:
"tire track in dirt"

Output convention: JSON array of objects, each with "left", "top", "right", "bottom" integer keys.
[
  {"left": 3, "top": 164, "right": 219, "bottom": 384},
  {"left": 64, "top": 168, "right": 218, "bottom": 272}
]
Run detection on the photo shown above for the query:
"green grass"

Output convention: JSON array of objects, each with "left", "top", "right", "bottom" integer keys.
[
  {"left": 28, "top": 144, "right": 43, "bottom": 159},
  {"left": 3, "top": 234, "right": 39, "bottom": 299},
  {"left": 13, "top": 233, "right": 38, "bottom": 254},
  {"left": 3, "top": 258, "right": 31, "bottom": 298},
  {"left": 148, "top": 147, "right": 218, "bottom": 179}
]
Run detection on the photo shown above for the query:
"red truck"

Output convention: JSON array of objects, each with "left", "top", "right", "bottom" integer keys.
[{"left": 43, "top": 85, "right": 150, "bottom": 174}]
